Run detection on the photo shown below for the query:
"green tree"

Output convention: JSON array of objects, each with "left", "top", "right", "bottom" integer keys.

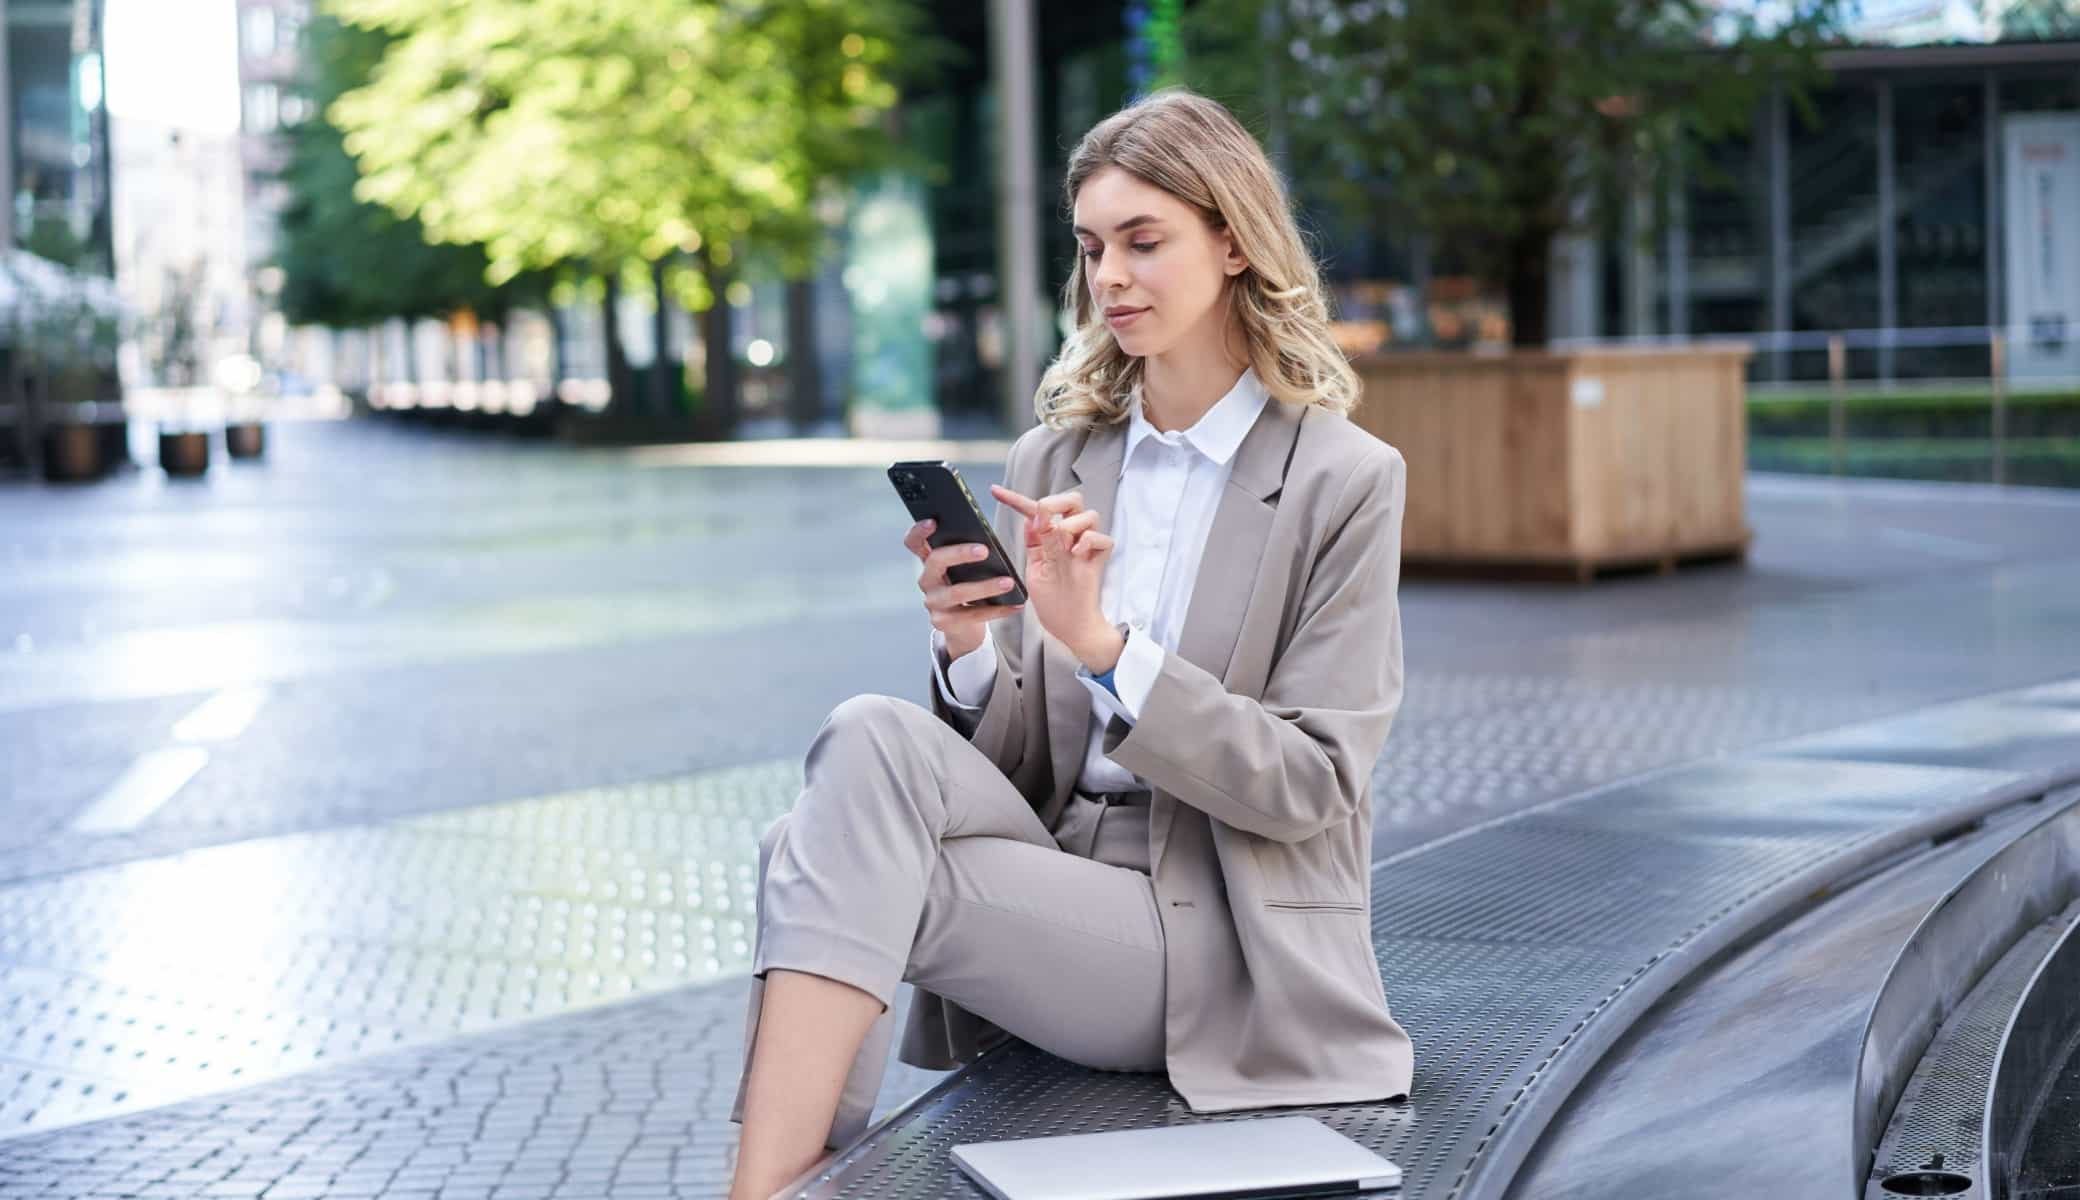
[
  {"left": 1184, "top": 0, "right": 1847, "bottom": 347},
  {"left": 273, "top": 14, "right": 540, "bottom": 334},
  {"left": 325, "top": 0, "right": 935, "bottom": 428},
  {"left": 2001, "top": 0, "right": 2080, "bottom": 40}
]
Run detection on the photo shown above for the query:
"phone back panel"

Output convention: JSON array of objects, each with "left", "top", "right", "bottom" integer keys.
[{"left": 889, "top": 461, "right": 1025, "bottom": 606}]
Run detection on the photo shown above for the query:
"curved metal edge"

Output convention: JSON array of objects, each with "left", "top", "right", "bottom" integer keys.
[
  {"left": 1460, "top": 766, "right": 2080, "bottom": 1200},
  {"left": 1983, "top": 889, "right": 2080, "bottom": 1199},
  {"left": 1372, "top": 672, "right": 2080, "bottom": 880},
  {"left": 1852, "top": 785, "right": 2080, "bottom": 1194}
]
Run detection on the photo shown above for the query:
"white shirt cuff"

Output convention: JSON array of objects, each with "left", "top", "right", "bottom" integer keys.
[
  {"left": 1077, "top": 625, "right": 1160, "bottom": 726},
  {"left": 931, "top": 625, "right": 997, "bottom": 711}
]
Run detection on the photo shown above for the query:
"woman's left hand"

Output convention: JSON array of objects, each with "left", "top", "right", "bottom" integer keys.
[{"left": 989, "top": 484, "right": 1125, "bottom": 673}]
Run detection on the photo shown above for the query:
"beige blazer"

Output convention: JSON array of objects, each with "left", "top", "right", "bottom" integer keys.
[{"left": 903, "top": 395, "right": 1414, "bottom": 1114}]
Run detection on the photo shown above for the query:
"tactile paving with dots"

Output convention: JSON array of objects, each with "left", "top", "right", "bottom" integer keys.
[
  {"left": 0, "top": 758, "right": 805, "bottom": 1140},
  {"left": 1365, "top": 671, "right": 1890, "bottom": 840}
]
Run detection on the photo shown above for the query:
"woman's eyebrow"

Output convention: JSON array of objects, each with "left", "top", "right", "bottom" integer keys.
[{"left": 1072, "top": 215, "right": 1164, "bottom": 237}]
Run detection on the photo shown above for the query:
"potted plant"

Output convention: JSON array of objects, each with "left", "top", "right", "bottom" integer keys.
[
  {"left": 149, "top": 264, "right": 212, "bottom": 479},
  {"left": 12, "top": 274, "right": 124, "bottom": 484},
  {"left": 158, "top": 423, "right": 211, "bottom": 479},
  {"left": 219, "top": 353, "right": 268, "bottom": 460}
]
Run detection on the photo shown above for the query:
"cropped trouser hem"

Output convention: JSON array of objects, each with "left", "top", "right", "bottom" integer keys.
[
  {"left": 728, "top": 694, "right": 1166, "bottom": 1155},
  {"left": 753, "top": 923, "right": 900, "bottom": 1013}
]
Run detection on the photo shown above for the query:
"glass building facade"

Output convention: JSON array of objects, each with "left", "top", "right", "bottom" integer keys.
[
  {"left": 892, "top": 5, "right": 2080, "bottom": 419},
  {"left": 3, "top": 0, "right": 112, "bottom": 275},
  {"left": 1676, "top": 51, "right": 2080, "bottom": 385}
]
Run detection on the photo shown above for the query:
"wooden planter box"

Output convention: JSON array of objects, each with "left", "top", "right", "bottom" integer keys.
[{"left": 1349, "top": 345, "right": 1753, "bottom": 578}]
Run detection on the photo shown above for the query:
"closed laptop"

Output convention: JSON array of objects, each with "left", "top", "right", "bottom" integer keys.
[{"left": 950, "top": 1114, "right": 1401, "bottom": 1199}]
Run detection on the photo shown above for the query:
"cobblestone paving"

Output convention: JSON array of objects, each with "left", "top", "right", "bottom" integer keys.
[
  {"left": 3, "top": 421, "right": 2080, "bottom": 1196},
  {"left": 0, "top": 760, "right": 805, "bottom": 1138}
]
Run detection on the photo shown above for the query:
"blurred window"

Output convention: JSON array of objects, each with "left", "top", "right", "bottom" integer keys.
[
  {"left": 244, "top": 83, "right": 279, "bottom": 133},
  {"left": 242, "top": 6, "right": 276, "bottom": 58}
]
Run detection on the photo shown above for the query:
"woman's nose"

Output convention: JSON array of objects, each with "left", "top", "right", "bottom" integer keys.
[{"left": 1092, "top": 254, "right": 1129, "bottom": 293}]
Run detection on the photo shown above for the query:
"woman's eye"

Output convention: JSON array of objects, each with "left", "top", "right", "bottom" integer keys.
[
  {"left": 1130, "top": 242, "right": 1158, "bottom": 253},
  {"left": 1081, "top": 245, "right": 1101, "bottom": 260}
]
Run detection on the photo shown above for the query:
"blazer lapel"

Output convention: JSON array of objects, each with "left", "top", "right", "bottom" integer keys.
[
  {"left": 1039, "top": 401, "right": 1304, "bottom": 836},
  {"left": 1150, "top": 399, "right": 1304, "bottom": 869},
  {"left": 1172, "top": 400, "right": 1298, "bottom": 682},
  {"left": 1043, "top": 425, "right": 1125, "bottom": 807}
]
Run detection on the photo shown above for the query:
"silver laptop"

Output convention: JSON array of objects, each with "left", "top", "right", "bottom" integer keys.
[{"left": 950, "top": 1115, "right": 1401, "bottom": 1199}]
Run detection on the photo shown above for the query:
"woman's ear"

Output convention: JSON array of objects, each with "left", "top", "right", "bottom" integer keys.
[{"left": 1214, "top": 223, "right": 1249, "bottom": 277}]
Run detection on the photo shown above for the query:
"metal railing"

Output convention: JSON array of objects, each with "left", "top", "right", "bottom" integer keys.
[{"left": 1556, "top": 324, "right": 2080, "bottom": 487}]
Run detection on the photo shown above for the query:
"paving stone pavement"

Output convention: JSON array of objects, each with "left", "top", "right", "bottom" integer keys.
[{"left": 4, "top": 420, "right": 2080, "bottom": 1196}]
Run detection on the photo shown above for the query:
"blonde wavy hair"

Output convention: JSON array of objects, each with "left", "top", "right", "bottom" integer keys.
[{"left": 1034, "top": 88, "right": 1359, "bottom": 432}]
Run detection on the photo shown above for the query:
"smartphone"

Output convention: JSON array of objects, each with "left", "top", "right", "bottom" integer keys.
[{"left": 889, "top": 460, "right": 1028, "bottom": 606}]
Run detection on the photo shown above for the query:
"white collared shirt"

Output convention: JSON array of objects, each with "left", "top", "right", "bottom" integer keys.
[{"left": 930, "top": 367, "right": 1271, "bottom": 794}]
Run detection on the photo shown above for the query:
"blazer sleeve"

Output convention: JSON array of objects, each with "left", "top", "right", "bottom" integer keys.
[
  {"left": 926, "top": 434, "right": 1034, "bottom": 779},
  {"left": 1101, "top": 445, "right": 1406, "bottom": 844}
]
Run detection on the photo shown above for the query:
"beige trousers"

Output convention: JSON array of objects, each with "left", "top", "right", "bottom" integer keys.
[{"left": 727, "top": 693, "right": 1167, "bottom": 1151}]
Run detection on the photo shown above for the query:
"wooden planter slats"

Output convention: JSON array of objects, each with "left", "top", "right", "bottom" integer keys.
[{"left": 1349, "top": 346, "right": 1753, "bottom": 579}]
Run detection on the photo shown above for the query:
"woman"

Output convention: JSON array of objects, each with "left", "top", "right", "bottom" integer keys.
[{"left": 727, "top": 88, "right": 1411, "bottom": 1200}]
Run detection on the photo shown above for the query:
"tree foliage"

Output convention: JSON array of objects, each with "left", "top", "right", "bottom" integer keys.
[
  {"left": 2001, "top": 0, "right": 2080, "bottom": 40},
  {"left": 323, "top": 0, "right": 936, "bottom": 310},
  {"left": 1181, "top": 0, "right": 1849, "bottom": 345},
  {"left": 273, "top": 13, "right": 533, "bottom": 327}
]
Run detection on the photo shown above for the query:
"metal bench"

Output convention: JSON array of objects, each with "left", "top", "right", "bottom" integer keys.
[{"left": 787, "top": 679, "right": 2080, "bottom": 1199}]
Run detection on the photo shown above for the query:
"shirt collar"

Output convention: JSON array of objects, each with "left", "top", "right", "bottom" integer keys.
[{"left": 1121, "top": 367, "right": 1270, "bottom": 474}]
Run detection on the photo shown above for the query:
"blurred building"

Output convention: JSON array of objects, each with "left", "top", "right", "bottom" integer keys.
[
  {"left": 856, "top": 0, "right": 1135, "bottom": 434},
  {"left": 1582, "top": 27, "right": 2080, "bottom": 388},
  {"left": 108, "top": 116, "right": 245, "bottom": 387},
  {"left": 234, "top": 0, "right": 309, "bottom": 367},
  {"left": 888, "top": 2, "right": 2080, "bottom": 426},
  {"left": 1, "top": 0, "right": 113, "bottom": 273}
]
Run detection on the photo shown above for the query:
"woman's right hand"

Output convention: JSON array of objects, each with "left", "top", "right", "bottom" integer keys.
[{"left": 906, "top": 518, "right": 1024, "bottom": 660}]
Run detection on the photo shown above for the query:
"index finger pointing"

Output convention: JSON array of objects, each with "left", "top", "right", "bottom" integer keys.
[
  {"left": 1037, "top": 490, "right": 1085, "bottom": 517},
  {"left": 989, "top": 484, "right": 1038, "bottom": 517}
]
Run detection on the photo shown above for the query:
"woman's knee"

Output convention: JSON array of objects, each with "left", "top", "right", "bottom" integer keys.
[
  {"left": 822, "top": 693, "right": 916, "bottom": 739},
  {"left": 812, "top": 694, "right": 937, "bottom": 785}
]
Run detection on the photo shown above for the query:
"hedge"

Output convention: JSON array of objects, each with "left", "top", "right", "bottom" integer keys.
[
  {"left": 1747, "top": 389, "right": 2080, "bottom": 440},
  {"left": 1748, "top": 435, "right": 2080, "bottom": 487}
]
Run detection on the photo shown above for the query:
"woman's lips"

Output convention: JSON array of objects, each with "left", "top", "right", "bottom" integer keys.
[{"left": 1105, "top": 307, "right": 1149, "bottom": 329}]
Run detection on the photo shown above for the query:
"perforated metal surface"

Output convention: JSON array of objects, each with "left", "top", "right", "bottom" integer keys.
[
  {"left": 1873, "top": 911, "right": 2075, "bottom": 1184},
  {"left": 1366, "top": 670, "right": 1876, "bottom": 848},
  {"left": 803, "top": 752, "right": 2035, "bottom": 1200},
  {"left": 1770, "top": 701, "right": 2080, "bottom": 777}
]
